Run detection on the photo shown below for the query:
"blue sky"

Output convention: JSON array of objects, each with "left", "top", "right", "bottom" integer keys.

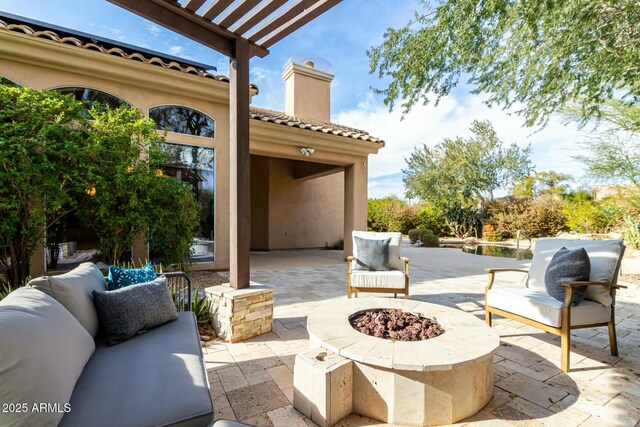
[{"left": 0, "top": 0, "right": 590, "bottom": 198}]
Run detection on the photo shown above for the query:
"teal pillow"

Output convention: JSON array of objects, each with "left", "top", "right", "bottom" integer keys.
[{"left": 107, "top": 263, "right": 157, "bottom": 290}]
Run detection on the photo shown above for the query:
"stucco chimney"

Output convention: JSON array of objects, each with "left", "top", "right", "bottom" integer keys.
[{"left": 283, "top": 60, "right": 334, "bottom": 122}]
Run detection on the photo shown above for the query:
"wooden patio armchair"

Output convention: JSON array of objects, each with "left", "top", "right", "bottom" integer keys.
[
  {"left": 347, "top": 231, "right": 410, "bottom": 299},
  {"left": 484, "top": 238, "right": 626, "bottom": 372}
]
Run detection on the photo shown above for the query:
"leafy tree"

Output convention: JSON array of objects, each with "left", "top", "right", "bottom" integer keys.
[
  {"left": 0, "top": 86, "right": 90, "bottom": 286},
  {"left": 369, "top": 1, "right": 640, "bottom": 128},
  {"left": 78, "top": 106, "right": 199, "bottom": 265},
  {"left": 404, "top": 120, "right": 532, "bottom": 206},
  {"left": 512, "top": 171, "right": 572, "bottom": 198}
]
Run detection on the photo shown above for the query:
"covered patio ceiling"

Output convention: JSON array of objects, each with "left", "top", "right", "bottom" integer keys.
[{"left": 107, "top": 0, "right": 344, "bottom": 289}]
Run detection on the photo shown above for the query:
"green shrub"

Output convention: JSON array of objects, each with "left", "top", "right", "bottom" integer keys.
[
  {"left": 415, "top": 202, "right": 447, "bottom": 236},
  {"left": 442, "top": 204, "right": 481, "bottom": 238},
  {"left": 367, "top": 197, "right": 419, "bottom": 234},
  {"left": 488, "top": 195, "right": 567, "bottom": 238},
  {"left": 624, "top": 215, "right": 640, "bottom": 250},
  {"left": 419, "top": 234, "right": 440, "bottom": 247},
  {"left": 408, "top": 229, "right": 434, "bottom": 243},
  {"left": 563, "top": 194, "right": 624, "bottom": 234},
  {"left": 482, "top": 224, "right": 504, "bottom": 242}
]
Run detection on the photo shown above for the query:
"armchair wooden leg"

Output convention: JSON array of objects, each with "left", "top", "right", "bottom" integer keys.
[
  {"left": 394, "top": 293, "right": 397, "bottom": 298},
  {"left": 608, "top": 311, "right": 618, "bottom": 356},
  {"left": 404, "top": 291, "right": 408, "bottom": 300},
  {"left": 485, "top": 308, "right": 492, "bottom": 326},
  {"left": 561, "top": 331, "right": 570, "bottom": 373}
]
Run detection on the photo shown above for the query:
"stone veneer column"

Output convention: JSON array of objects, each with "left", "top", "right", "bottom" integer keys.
[
  {"left": 205, "top": 284, "right": 274, "bottom": 343},
  {"left": 343, "top": 159, "right": 368, "bottom": 258}
]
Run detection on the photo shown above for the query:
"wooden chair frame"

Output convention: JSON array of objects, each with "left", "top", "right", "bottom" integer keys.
[
  {"left": 347, "top": 256, "right": 410, "bottom": 299},
  {"left": 484, "top": 245, "right": 626, "bottom": 372}
]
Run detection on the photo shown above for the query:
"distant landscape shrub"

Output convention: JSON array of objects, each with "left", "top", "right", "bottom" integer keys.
[
  {"left": 367, "top": 197, "right": 419, "bottom": 234},
  {"left": 415, "top": 203, "right": 447, "bottom": 236},
  {"left": 563, "top": 193, "right": 624, "bottom": 234},
  {"left": 419, "top": 234, "right": 440, "bottom": 247},
  {"left": 408, "top": 229, "right": 434, "bottom": 243},
  {"left": 482, "top": 224, "right": 504, "bottom": 242},
  {"left": 488, "top": 195, "right": 566, "bottom": 238},
  {"left": 624, "top": 215, "right": 640, "bottom": 250}
]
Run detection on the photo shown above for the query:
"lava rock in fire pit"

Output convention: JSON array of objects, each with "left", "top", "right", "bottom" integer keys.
[{"left": 349, "top": 308, "right": 445, "bottom": 341}]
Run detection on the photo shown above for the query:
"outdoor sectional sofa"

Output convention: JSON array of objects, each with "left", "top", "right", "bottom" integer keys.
[{"left": 0, "top": 262, "right": 214, "bottom": 427}]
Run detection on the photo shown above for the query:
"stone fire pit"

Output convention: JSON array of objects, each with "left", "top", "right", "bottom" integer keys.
[{"left": 304, "top": 298, "right": 499, "bottom": 426}]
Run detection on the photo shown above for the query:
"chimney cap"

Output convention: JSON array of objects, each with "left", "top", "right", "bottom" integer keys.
[{"left": 304, "top": 60, "right": 315, "bottom": 68}]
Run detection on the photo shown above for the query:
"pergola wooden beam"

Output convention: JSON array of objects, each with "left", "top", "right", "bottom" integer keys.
[
  {"left": 230, "top": 0, "right": 288, "bottom": 35},
  {"left": 184, "top": 0, "right": 207, "bottom": 13},
  {"left": 246, "top": 0, "right": 316, "bottom": 42},
  {"left": 108, "top": 0, "right": 269, "bottom": 58},
  {"left": 218, "top": 0, "right": 262, "bottom": 29},
  {"left": 258, "top": 0, "right": 342, "bottom": 47},
  {"left": 201, "top": 0, "right": 235, "bottom": 21}
]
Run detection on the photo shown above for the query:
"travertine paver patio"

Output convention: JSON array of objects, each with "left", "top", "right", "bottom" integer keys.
[{"left": 202, "top": 244, "right": 640, "bottom": 427}]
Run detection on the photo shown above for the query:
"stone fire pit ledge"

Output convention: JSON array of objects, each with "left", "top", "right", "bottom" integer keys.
[{"left": 307, "top": 297, "right": 500, "bottom": 372}]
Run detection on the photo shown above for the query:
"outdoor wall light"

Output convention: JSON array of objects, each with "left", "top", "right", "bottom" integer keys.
[{"left": 300, "top": 147, "right": 315, "bottom": 156}]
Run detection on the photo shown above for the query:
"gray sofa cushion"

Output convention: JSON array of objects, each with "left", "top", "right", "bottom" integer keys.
[
  {"left": 92, "top": 276, "right": 178, "bottom": 346},
  {"left": 60, "top": 312, "right": 214, "bottom": 427},
  {"left": 29, "top": 262, "right": 106, "bottom": 337},
  {"left": 545, "top": 247, "right": 591, "bottom": 306},
  {"left": 353, "top": 236, "right": 391, "bottom": 271},
  {"left": 0, "top": 287, "right": 95, "bottom": 427}
]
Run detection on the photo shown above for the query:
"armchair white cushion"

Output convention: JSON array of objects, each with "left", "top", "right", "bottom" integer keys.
[
  {"left": 350, "top": 270, "right": 406, "bottom": 289},
  {"left": 348, "top": 231, "right": 409, "bottom": 298},
  {"left": 487, "top": 288, "right": 611, "bottom": 328}
]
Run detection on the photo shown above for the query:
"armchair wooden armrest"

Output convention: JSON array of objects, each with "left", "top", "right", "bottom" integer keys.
[
  {"left": 484, "top": 268, "right": 530, "bottom": 274},
  {"left": 400, "top": 257, "right": 409, "bottom": 275},
  {"left": 561, "top": 281, "right": 626, "bottom": 289},
  {"left": 485, "top": 268, "right": 529, "bottom": 292},
  {"left": 347, "top": 256, "right": 355, "bottom": 273}
]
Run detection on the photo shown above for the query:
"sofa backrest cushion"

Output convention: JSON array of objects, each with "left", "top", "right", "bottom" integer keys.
[
  {"left": 528, "top": 238, "right": 624, "bottom": 306},
  {"left": 92, "top": 276, "right": 178, "bottom": 346},
  {"left": 0, "top": 287, "right": 95, "bottom": 427},
  {"left": 29, "top": 262, "right": 106, "bottom": 337},
  {"left": 353, "top": 231, "right": 403, "bottom": 271}
]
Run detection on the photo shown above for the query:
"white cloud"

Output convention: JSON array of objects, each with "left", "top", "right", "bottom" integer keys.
[
  {"left": 167, "top": 45, "right": 184, "bottom": 55},
  {"left": 335, "top": 94, "right": 591, "bottom": 198},
  {"left": 146, "top": 24, "right": 161, "bottom": 38}
]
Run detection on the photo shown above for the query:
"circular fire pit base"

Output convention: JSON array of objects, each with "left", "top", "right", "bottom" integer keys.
[{"left": 306, "top": 298, "right": 500, "bottom": 426}]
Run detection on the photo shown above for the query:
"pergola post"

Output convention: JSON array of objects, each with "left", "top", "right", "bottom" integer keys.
[{"left": 229, "top": 38, "right": 251, "bottom": 289}]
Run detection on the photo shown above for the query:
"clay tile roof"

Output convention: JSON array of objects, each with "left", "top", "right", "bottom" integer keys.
[
  {"left": 0, "top": 14, "right": 258, "bottom": 92},
  {"left": 249, "top": 107, "right": 384, "bottom": 144}
]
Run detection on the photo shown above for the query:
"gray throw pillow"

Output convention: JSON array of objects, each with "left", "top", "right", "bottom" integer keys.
[
  {"left": 92, "top": 276, "right": 178, "bottom": 346},
  {"left": 353, "top": 236, "right": 391, "bottom": 271},
  {"left": 545, "top": 247, "right": 591, "bottom": 306}
]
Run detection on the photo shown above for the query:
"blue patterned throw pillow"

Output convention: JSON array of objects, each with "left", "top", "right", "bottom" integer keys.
[{"left": 107, "top": 263, "right": 157, "bottom": 290}]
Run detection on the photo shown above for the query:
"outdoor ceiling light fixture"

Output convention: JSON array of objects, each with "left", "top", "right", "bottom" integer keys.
[{"left": 300, "top": 147, "right": 315, "bottom": 156}]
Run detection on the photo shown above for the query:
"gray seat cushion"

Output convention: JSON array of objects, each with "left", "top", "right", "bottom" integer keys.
[{"left": 60, "top": 312, "right": 214, "bottom": 427}]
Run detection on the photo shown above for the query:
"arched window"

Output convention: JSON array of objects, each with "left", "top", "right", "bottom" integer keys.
[
  {"left": 149, "top": 105, "right": 215, "bottom": 137},
  {"left": 1, "top": 76, "right": 20, "bottom": 87},
  {"left": 55, "top": 87, "right": 128, "bottom": 109}
]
